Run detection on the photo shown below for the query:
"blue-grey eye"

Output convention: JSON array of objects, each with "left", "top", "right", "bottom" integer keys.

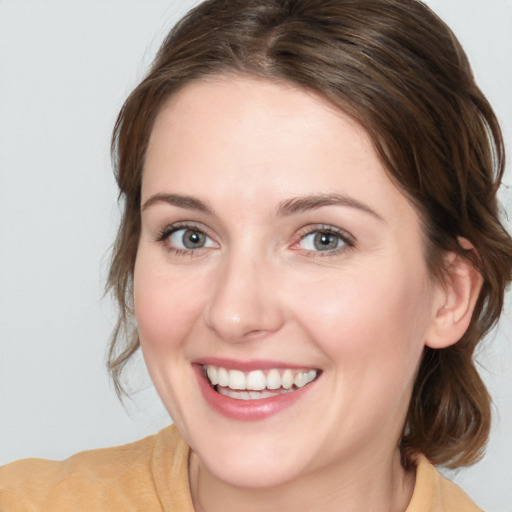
[
  {"left": 169, "top": 228, "right": 215, "bottom": 250},
  {"left": 300, "top": 231, "right": 345, "bottom": 251}
]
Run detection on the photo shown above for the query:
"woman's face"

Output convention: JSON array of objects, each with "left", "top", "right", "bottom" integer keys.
[{"left": 135, "top": 77, "right": 441, "bottom": 488}]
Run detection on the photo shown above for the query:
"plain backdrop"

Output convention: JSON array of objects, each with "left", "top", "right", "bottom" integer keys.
[{"left": 0, "top": 1, "right": 511, "bottom": 510}]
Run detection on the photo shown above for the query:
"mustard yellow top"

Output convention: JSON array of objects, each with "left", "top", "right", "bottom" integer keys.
[{"left": 0, "top": 425, "right": 482, "bottom": 511}]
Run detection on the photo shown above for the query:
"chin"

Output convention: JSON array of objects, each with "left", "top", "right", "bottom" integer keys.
[
  {"left": 201, "top": 446, "right": 305, "bottom": 489},
  {"left": 183, "top": 420, "right": 313, "bottom": 489}
]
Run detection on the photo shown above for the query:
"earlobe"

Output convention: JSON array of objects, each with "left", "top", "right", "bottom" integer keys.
[{"left": 425, "top": 240, "right": 483, "bottom": 349}]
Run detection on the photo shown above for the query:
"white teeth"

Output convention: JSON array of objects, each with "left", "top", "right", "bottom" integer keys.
[
  {"left": 217, "top": 387, "right": 296, "bottom": 400},
  {"left": 282, "top": 369, "right": 294, "bottom": 389},
  {"left": 204, "top": 365, "right": 319, "bottom": 394},
  {"left": 294, "top": 370, "right": 317, "bottom": 388},
  {"left": 229, "top": 369, "right": 246, "bottom": 390},
  {"left": 206, "top": 366, "right": 218, "bottom": 385},
  {"left": 217, "top": 367, "right": 229, "bottom": 387},
  {"left": 306, "top": 369, "right": 316, "bottom": 384},
  {"left": 294, "top": 372, "right": 306, "bottom": 387},
  {"left": 266, "top": 369, "right": 281, "bottom": 389},
  {"left": 246, "top": 370, "right": 266, "bottom": 390}
]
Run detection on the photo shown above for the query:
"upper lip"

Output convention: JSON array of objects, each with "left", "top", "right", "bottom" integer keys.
[{"left": 193, "top": 357, "right": 318, "bottom": 372}]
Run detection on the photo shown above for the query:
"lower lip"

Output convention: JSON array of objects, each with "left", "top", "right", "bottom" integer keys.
[{"left": 194, "top": 365, "right": 316, "bottom": 421}]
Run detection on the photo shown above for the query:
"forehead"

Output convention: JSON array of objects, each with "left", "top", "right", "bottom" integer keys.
[
  {"left": 146, "top": 78, "right": 369, "bottom": 174},
  {"left": 142, "top": 76, "right": 418, "bottom": 227}
]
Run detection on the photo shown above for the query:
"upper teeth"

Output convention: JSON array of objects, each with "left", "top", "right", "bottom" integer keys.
[{"left": 205, "top": 365, "right": 318, "bottom": 391}]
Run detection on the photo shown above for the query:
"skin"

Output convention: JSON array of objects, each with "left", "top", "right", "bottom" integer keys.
[{"left": 134, "top": 76, "right": 456, "bottom": 512}]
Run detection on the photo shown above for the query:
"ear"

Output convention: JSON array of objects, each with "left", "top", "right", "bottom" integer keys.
[{"left": 425, "top": 239, "right": 483, "bottom": 349}]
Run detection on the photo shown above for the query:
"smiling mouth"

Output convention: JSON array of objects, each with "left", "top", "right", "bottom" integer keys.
[{"left": 203, "top": 365, "right": 320, "bottom": 401}]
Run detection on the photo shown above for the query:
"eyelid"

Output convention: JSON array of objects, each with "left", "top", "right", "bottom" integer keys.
[
  {"left": 293, "top": 224, "right": 355, "bottom": 255},
  {"left": 155, "top": 221, "right": 202, "bottom": 240},
  {"left": 153, "top": 221, "right": 354, "bottom": 257},
  {"left": 155, "top": 221, "right": 219, "bottom": 252}
]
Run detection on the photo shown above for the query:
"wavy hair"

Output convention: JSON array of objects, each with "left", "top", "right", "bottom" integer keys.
[{"left": 108, "top": 0, "right": 512, "bottom": 468}]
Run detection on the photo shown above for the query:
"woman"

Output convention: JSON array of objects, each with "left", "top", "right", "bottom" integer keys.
[{"left": 1, "top": 0, "right": 511, "bottom": 510}]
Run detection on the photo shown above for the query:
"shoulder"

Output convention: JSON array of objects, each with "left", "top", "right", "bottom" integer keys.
[
  {"left": 407, "top": 454, "right": 484, "bottom": 512},
  {"left": 0, "top": 425, "right": 190, "bottom": 512}
]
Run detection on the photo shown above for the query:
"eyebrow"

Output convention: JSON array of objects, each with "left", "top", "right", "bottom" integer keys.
[
  {"left": 277, "top": 193, "right": 384, "bottom": 221},
  {"left": 141, "top": 191, "right": 383, "bottom": 222},
  {"left": 141, "top": 193, "right": 214, "bottom": 214}
]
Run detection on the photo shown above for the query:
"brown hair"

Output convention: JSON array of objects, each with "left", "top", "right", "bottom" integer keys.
[{"left": 108, "top": 0, "right": 512, "bottom": 468}]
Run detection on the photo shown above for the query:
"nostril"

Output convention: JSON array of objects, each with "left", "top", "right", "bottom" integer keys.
[
  {"left": 202, "top": 259, "right": 286, "bottom": 342},
  {"left": 203, "top": 304, "right": 285, "bottom": 343}
]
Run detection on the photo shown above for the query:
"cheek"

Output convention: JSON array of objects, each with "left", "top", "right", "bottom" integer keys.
[
  {"left": 133, "top": 250, "right": 206, "bottom": 353},
  {"left": 289, "top": 260, "right": 432, "bottom": 375}
]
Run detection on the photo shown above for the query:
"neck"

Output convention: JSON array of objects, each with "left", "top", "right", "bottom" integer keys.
[{"left": 188, "top": 447, "right": 415, "bottom": 512}]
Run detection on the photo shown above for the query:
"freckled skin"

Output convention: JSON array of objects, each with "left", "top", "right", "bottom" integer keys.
[{"left": 134, "top": 77, "right": 442, "bottom": 510}]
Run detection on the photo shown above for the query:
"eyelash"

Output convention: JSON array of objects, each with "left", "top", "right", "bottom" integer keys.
[
  {"left": 154, "top": 223, "right": 355, "bottom": 257},
  {"left": 155, "top": 222, "right": 216, "bottom": 256},
  {"left": 295, "top": 224, "right": 355, "bottom": 257}
]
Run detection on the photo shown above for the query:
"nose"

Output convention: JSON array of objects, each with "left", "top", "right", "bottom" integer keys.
[{"left": 203, "top": 250, "right": 285, "bottom": 343}]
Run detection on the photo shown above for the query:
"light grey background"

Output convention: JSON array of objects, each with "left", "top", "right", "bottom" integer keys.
[{"left": 0, "top": 1, "right": 510, "bottom": 510}]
